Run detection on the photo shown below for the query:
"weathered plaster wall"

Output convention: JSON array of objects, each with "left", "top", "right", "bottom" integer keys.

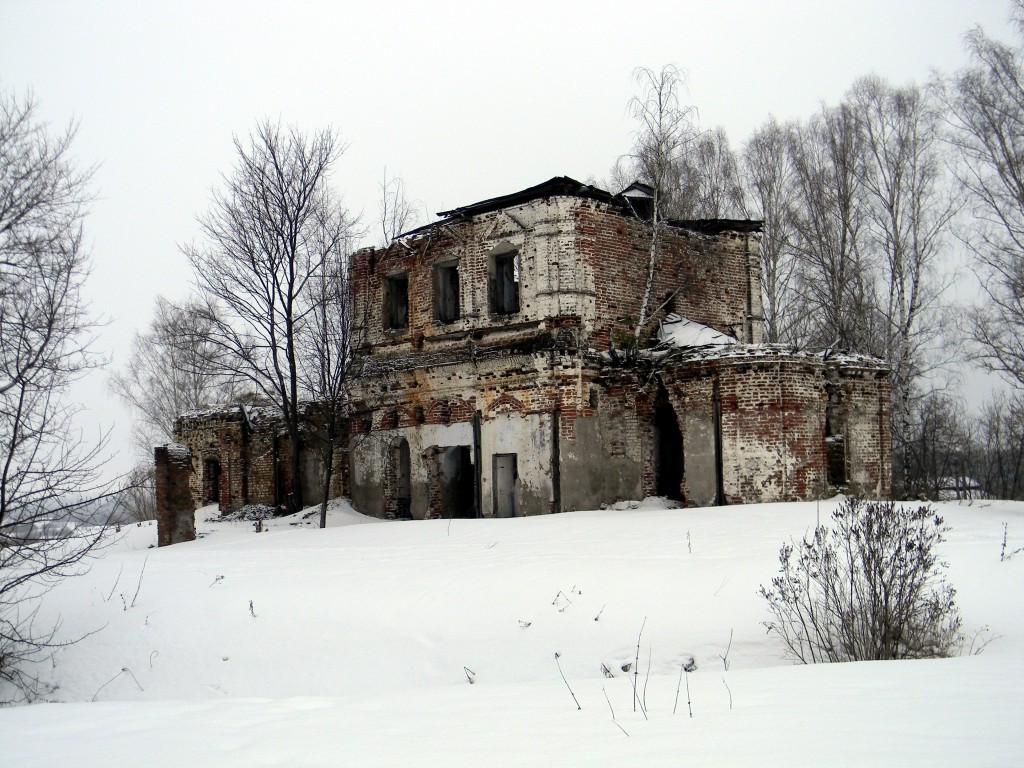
[
  {"left": 349, "top": 347, "right": 581, "bottom": 518},
  {"left": 832, "top": 363, "right": 892, "bottom": 499},
  {"left": 559, "top": 415, "right": 645, "bottom": 511}
]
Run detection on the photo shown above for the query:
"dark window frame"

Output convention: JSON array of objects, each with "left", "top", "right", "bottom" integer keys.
[
  {"left": 383, "top": 272, "right": 409, "bottom": 331},
  {"left": 489, "top": 250, "right": 520, "bottom": 316},
  {"left": 433, "top": 261, "right": 460, "bottom": 324}
]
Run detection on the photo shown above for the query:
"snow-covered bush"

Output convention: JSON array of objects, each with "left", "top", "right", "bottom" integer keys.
[{"left": 760, "top": 498, "right": 963, "bottom": 663}]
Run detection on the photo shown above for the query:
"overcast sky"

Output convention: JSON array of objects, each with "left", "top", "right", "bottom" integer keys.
[{"left": 0, "top": 0, "right": 1014, "bottom": 479}]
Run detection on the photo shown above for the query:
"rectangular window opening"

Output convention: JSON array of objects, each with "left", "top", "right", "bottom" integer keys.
[
  {"left": 383, "top": 273, "right": 409, "bottom": 330},
  {"left": 434, "top": 262, "right": 460, "bottom": 323},
  {"left": 490, "top": 252, "right": 520, "bottom": 315}
]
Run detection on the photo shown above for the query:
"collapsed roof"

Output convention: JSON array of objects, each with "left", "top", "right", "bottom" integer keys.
[{"left": 398, "top": 175, "right": 762, "bottom": 239}]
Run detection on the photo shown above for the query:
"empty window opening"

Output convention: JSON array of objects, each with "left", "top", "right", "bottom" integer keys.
[
  {"left": 825, "top": 398, "right": 847, "bottom": 487},
  {"left": 490, "top": 251, "right": 520, "bottom": 315},
  {"left": 383, "top": 273, "right": 409, "bottom": 330},
  {"left": 492, "top": 453, "right": 518, "bottom": 517},
  {"left": 434, "top": 262, "right": 460, "bottom": 323}
]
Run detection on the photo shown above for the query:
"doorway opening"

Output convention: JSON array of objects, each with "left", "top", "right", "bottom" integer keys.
[
  {"left": 203, "top": 458, "right": 222, "bottom": 505},
  {"left": 654, "top": 389, "right": 684, "bottom": 502},
  {"left": 389, "top": 438, "right": 411, "bottom": 519},
  {"left": 440, "top": 446, "right": 476, "bottom": 518},
  {"left": 492, "top": 453, "right": 518, "bottom": 517}
]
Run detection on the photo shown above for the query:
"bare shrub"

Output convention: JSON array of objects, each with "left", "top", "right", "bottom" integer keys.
[{"left": 760, "top": 498, "right": 963, "bottom": 663}]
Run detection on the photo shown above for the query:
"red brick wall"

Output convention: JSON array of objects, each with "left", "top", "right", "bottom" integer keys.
[{"left": 155, "top": 444, "right": 195, "bottom": 546}]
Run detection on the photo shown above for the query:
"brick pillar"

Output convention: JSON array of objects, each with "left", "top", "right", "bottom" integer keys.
[{"left": 155, "top": 444, "right": 196, "bottom": 546}]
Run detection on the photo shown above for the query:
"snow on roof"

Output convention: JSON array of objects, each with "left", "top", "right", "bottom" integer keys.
[
  {"left": 165, "top": 443, "right": 191, "bottom": 461},
  {"left": 657, "top": 314, "right": 738, "bottom": 348}
]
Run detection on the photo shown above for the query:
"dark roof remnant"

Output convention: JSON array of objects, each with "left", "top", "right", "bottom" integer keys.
[
  {"left": 665, "top": 219, "right": 764, "bottom": 235},
  {"left": 396, "top": 175, "right": 762, "bottom": 239},
  {"left": 435, "top": 176, "right": 616, "bottom": 219}
]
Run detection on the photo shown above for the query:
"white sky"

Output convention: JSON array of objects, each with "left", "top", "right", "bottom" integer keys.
[{"left": 0, "top": 0, "right": 1014, "bottom": 479}]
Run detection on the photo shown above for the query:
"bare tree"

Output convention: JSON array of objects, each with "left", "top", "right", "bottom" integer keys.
[
  {"left": 903, "top": 390, "right": 971, "bottom": 499},
  {"left": 941, "top": 2, "right": 1024, "bottom": 388},
  {"left": 0, "top": 89, "right": 112, "bottom": 701},
  {"left": 110, "top": 295, "right": 243, "bottom": 456},
  {"left": 626, "top": 65, "right": 700, "bottom": 341},
  {"left": 973, "top": 390, "right": 1024, "bottom": 500},
  {"left": 297, "top": 202, "right": 359, "bottom": 528},
  {"left": 847, "top": 76, "right": 958, "bottom": 493},
  {"left": 686, "top": 126, "right": 745, "bottom": 219},
  {"left": 378, "top": 168, "right": 418, "bottom": 246},
  {"left": 183, "top": 120, "right": 353, "bottom": 511},
  {"left": 741, "top": 116, "right": 801, "bottom": 343},
  {"left": 787, "top": 102, "right": 879, "bottom": 353}
]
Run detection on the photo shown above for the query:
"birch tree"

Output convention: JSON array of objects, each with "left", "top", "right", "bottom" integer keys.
[
  {"left": 787, "top": 103, "right": 878, "bottom": 352},
  {"left": 941, "top": 2, "right": 1024, "bottom": 388},
  {"left": 742, "top": 116, "right": 800, "bottom": 343},
  {"left": 848, "top": 76, "right": 957, "bottom": 491},
  {"left": 627, "top": 65, "right": 699, "bottom": 342}
]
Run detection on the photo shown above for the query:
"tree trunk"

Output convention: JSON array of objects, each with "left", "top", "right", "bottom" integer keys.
[{"left": 319, "top": 442, "right": 334, "bottom": 529}]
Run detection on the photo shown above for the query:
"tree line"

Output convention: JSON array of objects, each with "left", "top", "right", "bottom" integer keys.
[{"left": 615, "top": 3, "right": 1024, "bottom": 499}]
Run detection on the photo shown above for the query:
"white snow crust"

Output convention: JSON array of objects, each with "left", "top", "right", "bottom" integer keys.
[{"left": 1, "top": 496, "right": 1021, "bottom": 766}]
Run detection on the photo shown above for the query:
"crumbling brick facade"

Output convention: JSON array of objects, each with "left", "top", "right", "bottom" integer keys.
[
  {"left": 172, "top": 404, "right": 348, "bottom": 514},
  {"left": 162, "top": 175, "right": 890, "bottom": 522},
  {"left": 347, "top": 177, "right": 891, "bottom": 519}
]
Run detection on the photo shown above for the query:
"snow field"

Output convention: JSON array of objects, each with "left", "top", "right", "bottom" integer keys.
[{"left": 1, "top": 497, "right": 1021, "bottom": 766}]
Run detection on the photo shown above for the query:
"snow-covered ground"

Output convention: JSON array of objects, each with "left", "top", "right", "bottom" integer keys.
[{"left": 1, "top": 497, "right": 1022, "bottom": 766}]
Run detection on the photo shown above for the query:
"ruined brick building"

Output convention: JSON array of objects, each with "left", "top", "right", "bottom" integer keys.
[
  {"left": 173, "top": 176, "right": 890, "bottom": 518},
  {"left": 171, "top": 403, "right": 347, "bottom": 513},
  {"left": 346, "top": 176, "right": 890, "bottom": 518}
]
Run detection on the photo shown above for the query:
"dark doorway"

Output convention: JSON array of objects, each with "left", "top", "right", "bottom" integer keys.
[
  {"left": 440, "top": 446, "right": 476, "bottom": 518},
  {"left": 493, "top": 453, "right": 517, "bottom": 517},
  {"left": 654, "top": 390, "right": 684, "bottom": 501},
  {"left": 203, "top": 458, "right": 222, "bottom": 505},
  {"left": 391, "top": 439, "right": 411, "bottom": 518}
]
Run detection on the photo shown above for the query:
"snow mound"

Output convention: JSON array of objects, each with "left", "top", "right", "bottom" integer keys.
[{"left": 657, "top": 314, "right": 738, "bottom": 347}]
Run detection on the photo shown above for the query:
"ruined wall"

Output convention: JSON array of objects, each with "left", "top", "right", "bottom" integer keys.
[
  {"left": 173, "top": 408, "right": 248, "bottom": 511},
  {"left": 661, "top": 356, "right": 830, "bottom": 505},
  {"left": 577, "top": 209, "right": 763, "bottom": 348},
  {"left": 174, "top": 405, "right": 349, "bottom": 513},
  {"left": 351, "top": 196, "right": 588, "bottom": 358},
  {"left": 155, "top": 444, "right": 195, "bottom": 546},
  {"left": 349, "top": 347, "right": 613, "bottom": 518},
  {"left": 651, "top": 351, "right": 891, "bottom": 506},
  {"left": 830, "top": 361, "right": 892, "bottom": 499},
  {"left": 558, "top": 372, "right": 650, "bottom": 511},
  {"left": 351, "top": 196, "right": 762, "bottom": 360}
]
